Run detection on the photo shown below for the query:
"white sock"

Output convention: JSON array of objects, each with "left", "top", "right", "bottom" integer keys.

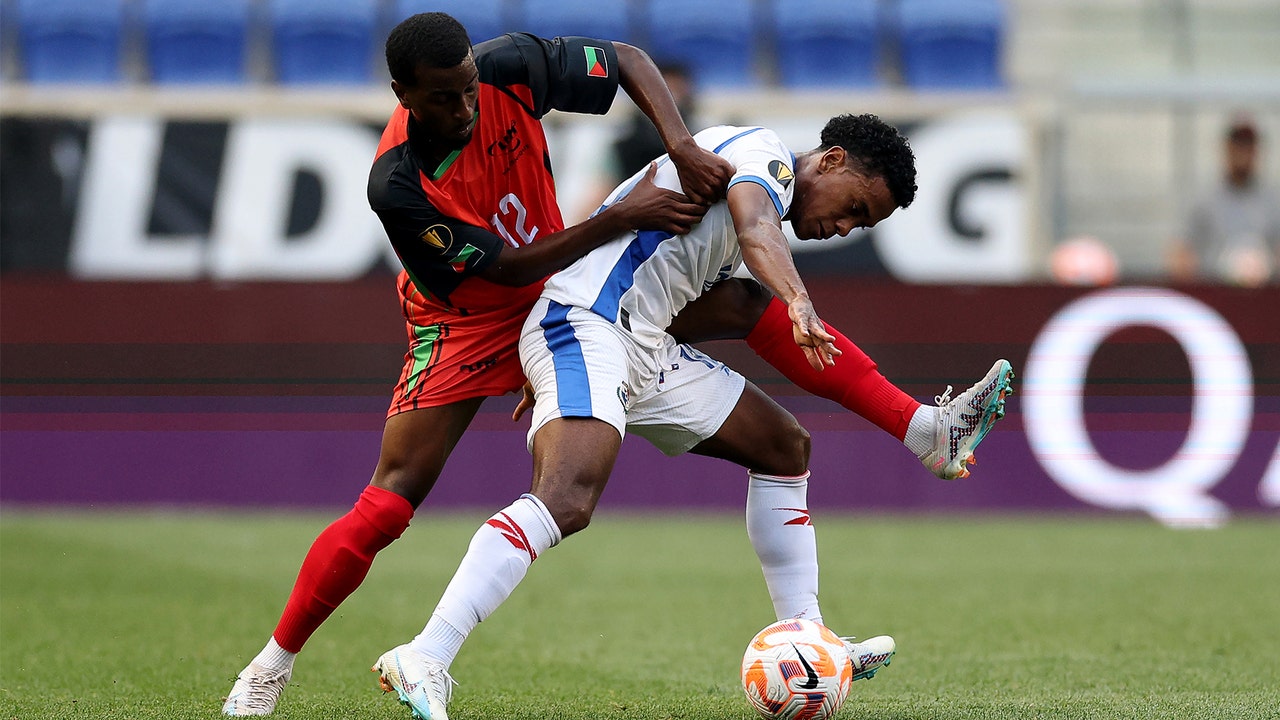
[
  {"left": 410, "top": 493, "right": 561, "bottom": 667},
  {"left": 252, "top": 637, "right": 295, "bottom": 673},
  {"left": 903, "top": 404, "right": 938, "bottom": 458},
  {"left": 745, "top": 471, "right": 821, "bottom": 625}
]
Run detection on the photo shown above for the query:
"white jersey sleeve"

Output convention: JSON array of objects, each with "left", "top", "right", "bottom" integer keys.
[{"left": 540, "top": 126, "right": 796, "bottom": 349}]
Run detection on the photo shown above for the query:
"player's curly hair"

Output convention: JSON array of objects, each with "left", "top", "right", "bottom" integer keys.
[
  {"left": 819, "top": 114, "right": 917, "bottom": 208},
  {"left": 385, "top": 13, "right": 472, "bottom": 86}
]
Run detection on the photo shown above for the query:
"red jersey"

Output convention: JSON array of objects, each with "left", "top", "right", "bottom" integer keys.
[
  {"left": 368, "top": 34, "right": 622, "bottom": 413},
  {"left": 369, "top": 33, "right": 620, "bottom": 316}
]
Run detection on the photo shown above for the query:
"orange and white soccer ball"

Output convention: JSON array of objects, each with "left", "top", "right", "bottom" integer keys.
[{"left": 740, "top": 619, "right": 853, "bottom": 720}]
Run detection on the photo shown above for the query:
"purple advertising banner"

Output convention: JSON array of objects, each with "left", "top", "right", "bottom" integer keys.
[{"left": 2, "top": 279, "right": 1277, "bottom": 527}]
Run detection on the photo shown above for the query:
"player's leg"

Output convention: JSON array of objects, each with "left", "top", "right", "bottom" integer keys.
[
  {"left": 222, "top": 400, "right": 481, "bottom": 717},
  {"left": 373, "top": 418, "right": 618, "bottom": 720},
  {"left": 373, "top": 300, "right": 629, "bottom": 718},
  {"left": 672, "top": 277, "right": 920, "bottom": 436},
  {"left": 672, "top": 278, "right": 1014, "bottom": 479},
  {"left": 687, "top": 381, "right": 821, "bottom": 621},
  {"left": 682, "top": 373, "right": 895, "bottom": 681}
]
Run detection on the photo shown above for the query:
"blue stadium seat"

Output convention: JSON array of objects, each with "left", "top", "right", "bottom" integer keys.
[
  {"left": 644, "top": 0, "right": 756, "bottom": 88},
  {"left": 142, "top": 0, "right": 250, "bottom": 84},
  {"left": 514, "top": 0, "right": 631, "bottom": 43},
  {"left": 391, "top": 0, "right": 511, "bottom": 46},
  {"left": 15, "top": 0, "right": 123, "bottom": 84},
  {"left": 270, "top": 0, "right": 378, "bottom": 85},
  {"left": 896, "top": 0, "right": 1005, "bottom": 90},
  {"left": 771, "top": 0, "right": 882, "bottom": 88}
]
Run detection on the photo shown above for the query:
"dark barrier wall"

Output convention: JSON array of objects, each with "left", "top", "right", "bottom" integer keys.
[{"left": 2, "top": 278, "right": 1277, "bottom": 527}]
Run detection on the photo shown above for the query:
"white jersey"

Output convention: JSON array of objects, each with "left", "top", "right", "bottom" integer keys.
[{"left": 541, "top": 125, "right": 797, "bottom": 350}]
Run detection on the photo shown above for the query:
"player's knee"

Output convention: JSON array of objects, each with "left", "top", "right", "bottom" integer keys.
[
  {"left": 547, "top": 497, "right": 595, "bottom": 537},
  {"left": 723, "top": 278, "right": 772, "bottom": 337},
  {"left": 773, "top": 420, "right": 811, "bottom": 477},
  {"left": 790, "top": 422, "right": 812, "bottom": 473},
  {"left": 738, "top": 277, "right": 772, "bottom": 319},
  {"left": 369, "top": 465, "right": 437, "bottom": 509},
  {"left": 538, "top": 481, "right": 602, "bottom": 537}
]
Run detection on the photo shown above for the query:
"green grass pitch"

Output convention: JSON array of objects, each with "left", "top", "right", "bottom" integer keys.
[{"left": 2, "top": 511, "right": 1278, "bottom": 719}]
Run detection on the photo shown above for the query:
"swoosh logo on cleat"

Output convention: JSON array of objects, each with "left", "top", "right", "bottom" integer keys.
[{"left": 791, "top": 643, "right": 820, "bottom": 689}]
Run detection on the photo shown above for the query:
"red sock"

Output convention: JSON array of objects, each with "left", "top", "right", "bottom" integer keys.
[
  {"left": 746, "top": 297, "right": 920, "bottom": 440},
  {"left": 272, "top": 485, "right": 413, "bottom": 652}
]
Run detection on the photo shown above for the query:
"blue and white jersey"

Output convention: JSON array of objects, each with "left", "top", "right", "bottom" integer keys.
[{"left": 541, "top": 125, "right": 797, "bottom": 350}]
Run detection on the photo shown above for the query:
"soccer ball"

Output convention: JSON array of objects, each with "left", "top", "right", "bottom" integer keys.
[{"left": 740, "top": 619, "right": 853, "bottom": 720}]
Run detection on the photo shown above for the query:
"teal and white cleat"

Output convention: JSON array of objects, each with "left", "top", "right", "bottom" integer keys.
[
  {"left": 222, "top": 662, "right": 291, "bottom": 716},
  {"left": 841, "top": 635, "right": 896, "bottom": 681},
  {"left": 922, "top": 359, "right": 1015, "bottom": 480},
  {"left": 373, "top": 645, "right": 455, "bottom": 720}
]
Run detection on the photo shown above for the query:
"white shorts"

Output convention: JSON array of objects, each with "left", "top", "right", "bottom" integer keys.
[{"left": 519, "top": 297, "right": 746, "bottom": 456}]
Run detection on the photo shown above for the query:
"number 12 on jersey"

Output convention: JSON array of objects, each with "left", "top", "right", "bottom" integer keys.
[{"left": 491, "top": 193, "right": 539, "bottom": 248}]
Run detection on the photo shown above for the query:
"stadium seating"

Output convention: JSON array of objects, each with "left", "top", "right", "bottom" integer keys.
[
  {"left": 896, "top": 0, "right": 1006, "bottom": 89},
  {"left": 644, "top": 0, "right": 756, "bottom": 88},
  {"left": 514, "top": 0, "right": 631, "bottom": 43},
  {"left": 142, "top": 0, "right": 251, "bottom": 84},
  {"left": 270, "top": 0, "right": 378, "bottom": 85},
  {"left": 771, "top": 0, "right": 882, "bottom": 88},
  {"left": 14, "top": 0, "right": 124, "bottom": 83},
  {"left": 391, "top": 0, "right": 511, "bottom": 46}
]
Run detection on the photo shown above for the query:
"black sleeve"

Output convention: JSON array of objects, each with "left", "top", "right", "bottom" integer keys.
[
  {"left": 369, "top": 150, "right": 506, "bottom": 302},
  {"left": 474, "top": 33, "right": 620, "bottom": 119}
]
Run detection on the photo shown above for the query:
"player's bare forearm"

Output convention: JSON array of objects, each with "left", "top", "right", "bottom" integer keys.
[
  {"left": 479, "top": 163, "right": 705, "bottom": 287},
  {"left": 730, "top": 183, "right": 838, "bottom": 369},
  {"left": 615, "top": 42, "right": 732, "bottom": 205}
]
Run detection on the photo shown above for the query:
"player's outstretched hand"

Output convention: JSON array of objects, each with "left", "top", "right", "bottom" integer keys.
[
  {"left": 668, "top": 140, "right": 735, "bottom": 205},
  {"left": 788, "top": 297, "right": 841, "bottom": 371},
  {"left": 614, "top": 162, "right": 708, "bottom": 236}
]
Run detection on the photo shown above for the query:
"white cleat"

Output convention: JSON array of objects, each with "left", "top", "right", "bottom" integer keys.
[
  {"left": 222, "top": 662, "right": 291, "bottom": 716},
  {"left": 922, "top": 359, "right": 1015, "bottom": 480},
  {"left": 373, "top": 644, "right": 455, "bottom": 720},
  {"left": 840, "top": 635, "right": 896, "bottom": 681}
]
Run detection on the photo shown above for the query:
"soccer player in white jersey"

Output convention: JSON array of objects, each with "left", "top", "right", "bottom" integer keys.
[{"left": 372, "top": 114, "right": 1015, "bottom": 719}]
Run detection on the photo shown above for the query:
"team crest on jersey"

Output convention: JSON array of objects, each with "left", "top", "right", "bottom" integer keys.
[
  {"left": 768, "top": 160, "right": 794, "bottom": 188},
  {"left": 420, "top": 224, "right": 454, "bottom": 252},
  {"left": 584, "top": 46, "right": 609, "bottom": 78}
]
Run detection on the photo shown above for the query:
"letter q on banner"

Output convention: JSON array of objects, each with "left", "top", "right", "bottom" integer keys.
[{"left": 1024, "top": 287, "right": 1253, "bottom": 528}]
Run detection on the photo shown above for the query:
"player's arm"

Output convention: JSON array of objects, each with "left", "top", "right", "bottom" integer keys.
[
  {"left": 375, "top": 164, "right": 702, "bottom": 295},
  {"left": 480, "top": 162, "right": 705, "bottom": 286},
  {"left": 727, "top": 182, "right": 839, "bottom": 371},
  {"left": 614, "top": 42, "right": 733, "bottom": 205}
]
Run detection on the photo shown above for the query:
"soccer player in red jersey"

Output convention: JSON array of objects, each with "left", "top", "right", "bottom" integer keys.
[
  {"left": 223, "top": 12, "right": 1008, "bottom": 717},
  {"left": 222, "top": 14, "right": 729, "bottom": 716}
]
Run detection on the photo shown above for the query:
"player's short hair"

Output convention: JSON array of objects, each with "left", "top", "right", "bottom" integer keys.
[
  {"left": 819, "top": 114, "right": 917, "bottom": 208},
  {"left": 385, "top": 12, "right": 472, "bottom": 86}
]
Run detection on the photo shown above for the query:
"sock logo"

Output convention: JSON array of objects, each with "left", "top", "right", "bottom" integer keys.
[
  {"left": 486, "top": 513, "right": 537, "bottom": 562},
  {"left": 775, "top": 507, "right": 812, "bottom": 526}
]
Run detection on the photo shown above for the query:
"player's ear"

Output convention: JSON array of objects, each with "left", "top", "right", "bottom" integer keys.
[
  {"left": 819, "top": 146, "right": 848, "bottom": 174},
  {"left": 391, "top": 80, "right": 411, "bottom": 110}
]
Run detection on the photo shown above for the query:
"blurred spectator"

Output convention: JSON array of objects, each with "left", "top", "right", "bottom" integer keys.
[
  {"left": 1169, "top": 115, "right": 1280, "bottom": 286},
  {"left": 611, "top": 62, "right": 698, "bottom": 180},
  {"left": 1050, "top": 235, "right": 1118, "bottom": 286},
  {"left": 572, "top": 61, "right": 701, "bottom": 220}
]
